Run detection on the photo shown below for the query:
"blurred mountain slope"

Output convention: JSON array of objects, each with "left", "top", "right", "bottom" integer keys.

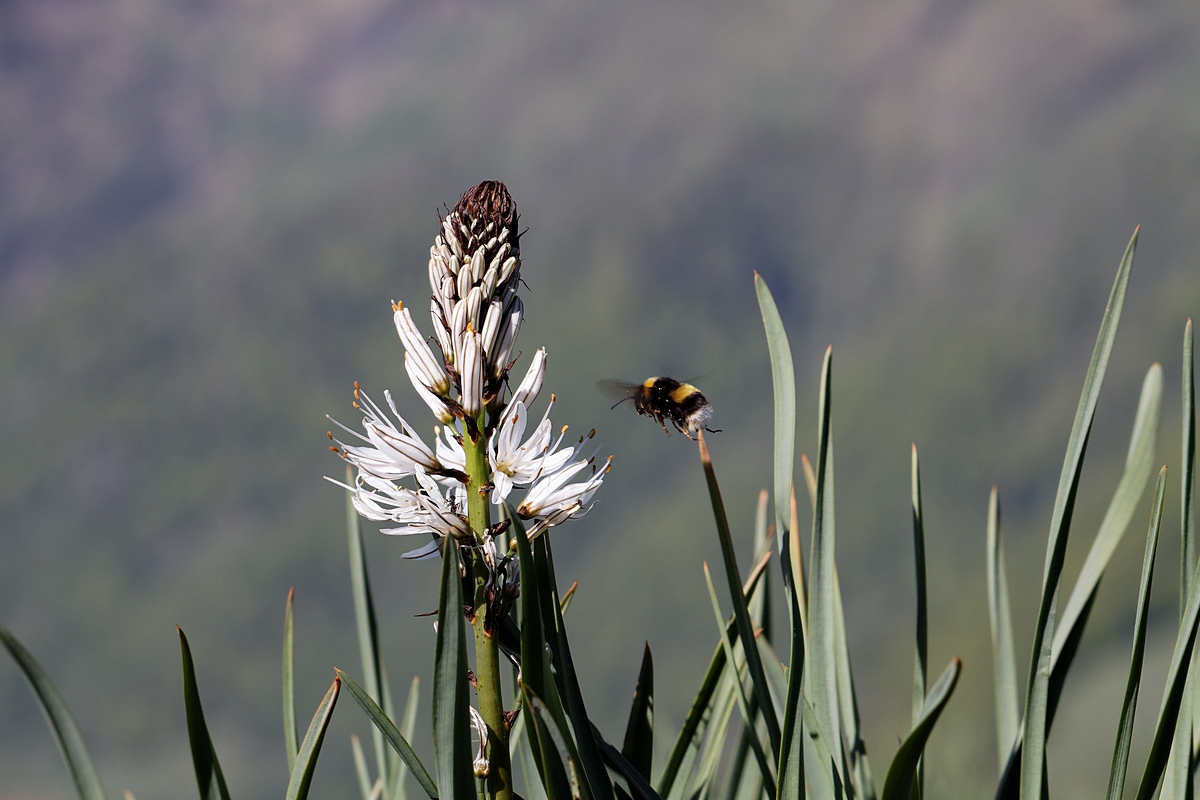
[{"left": 1, "top": 0, "right": 1199, "bottom": 797}]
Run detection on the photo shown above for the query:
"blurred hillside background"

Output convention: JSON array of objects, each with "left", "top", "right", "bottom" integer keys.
[{"left": 2, "top": 0, "right": 1199, "bottom": 797}]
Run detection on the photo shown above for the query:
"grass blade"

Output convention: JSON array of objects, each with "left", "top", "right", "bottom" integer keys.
[
  {"left": 0, "top": 622, "right": 108, "bottom": 800},
  {"left": 833, "top": 569, "right": 874, "bottom": 800},
  {"left": 776, "top": 480, "right": 807, "bottom": 800},
  {"left": 1017, "top": 228, "right": 1137, "bottom": 800},
  {"left": 285, "top": 676, "right": 341, "bottom": 800},
  {"left": 807, "top": 346, "right": 842, "bottom": 769},
  {"left": 526, "top": 690, "right": 580, "bottom": 800},
  {"left": 702, "top": 562, "right": 778, "bottom": 799},
  {"left": 337, "top": 670, "right": 439, "bottom": 800},
  {"left": 433, "top": 542, "right": 476, "bottom": 800},
  {"left": 621, "top": 644, "right": 655, "bottom": 780},
  {"left": 986, "top": 487, "right": 1019, "bottom": 773},
  {"left": 177, "top": 627, "right": 232, "bottom": 800},
  {"left": 996, "top": 356, "right": 1161, "bottom": 797},
  {"left": 347, "top": 464, "right": 390, "bottom": 789},
  {"left": 1050, "top": 363, "right": 1162, "bottom": 693},
  {"left": 698, "top": 431, "right": 782, "bottom": 758},
  {"left": 352, "top": 735, "right": 376, "bottom": 800},
  {"left": 388, "top": 676, "right": 421, "bottom": 800},
  {"left": 880, "top": 658, "right": 962, "bottom": 800},
  {"left": 1134, "top": 470, "right": 1200, "bottom": 800},
  {"left": 657, "top": 559, "right": 770, "bottom": 800},
  {"left": 592, "top": 723, "right": 665, "bottom": 800},
  {"left": 284, "top": 587, "right": 299, "bottom": 774},
  {"left": 1105, "top": 467, "right": 1167, "bottom": 800},
  {"left": 1184, "top": 318, "right": 1196, "bottom": 617},
  {"left": 541, "top": 534, "right": 616, "bottom": 800},
  {"left": 755, "top": 272, "right": 797, "bottom": 547},
  {"left": 911, "top": 445, "right": 928, "bottom": 729}
]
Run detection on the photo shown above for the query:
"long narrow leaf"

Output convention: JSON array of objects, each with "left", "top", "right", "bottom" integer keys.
[
  {"left": 1050, "top": 363, "right": 1162, "bottom": 682},
  {"left": 388, "top": 676, "right": 421, "bottom": 800},
  {"left": 178, "top": 628, "right": 232, "bottom": 800},
  {"left": 433, "top": 543, "right": 476, "bottom": 800},
  {"left": 284, "top": 587, "right": 299, "bottom": 774},
  {"left": 880, "top": 659, "right": 962, "bottom": 800},
  {"left": 284, "top": 676, "right": 341, "bottom": 800},
  {"left": 807, "top": 346, "right": 842, "bottom": 765},
  {"left": 622, "top": 644, "right": 655, "bottom": 780},
  {"left": 352, "top": 736, "right": 376, "bottom": 800},
  {"left": 911, "top": 445, "right": 928, "bottom": 732},
  {"left": 543, "top": 534, "right": 616, "bottom": 800},
  {"left": 1022, "top": 590, "right": 1056, "bottom": 800},
  {"left": 699, "top": 431, "right": 782, "bottom": 757},
  {"left": 1018, "top": 228, "right": 1137, "bottom": 800},
  {"left": 1184, "top": 318, "right": 1196, "bottom": 618},
  {"left": 347, "top": 464, "right": 390, "bottom": 788},
  {"left": 1134, "top": 473, "right": 1200, "bottom": 800},
  {"left": 658, "top": 557, "right": 770, "bottom": 799},
  {"left": 833, "top": 570, "right": 874, "bottom": 800},
  {"left": 996, "top": 354, "right": 1161, "bottom": 797},
  {"left": 703, "top": 562, "right": 778, "bottom": 798},
  {"left": 1105, "top": 467, "right": 1167, "bottom": 800},
  {"left": 526, "top": 690, "right": 578, "bottom": 800},
  {"left": 986, "top": 487, "right": 1019, "bottom": 773},
  {"left": 592, "top": 723, "right": 665, "bottom": 800},
  {"left": 337, "top": 670, "right": 438, "bottom": 800},
  {"left": 755, "top": 272, "right": 797, "bottom": 547},
  {"left": 0, "top": 623, "right": 108, "bottom": 800}
]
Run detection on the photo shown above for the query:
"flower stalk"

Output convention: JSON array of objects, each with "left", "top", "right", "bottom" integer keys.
[{"left": 327, "top": 181, "right": 611, "bottom": 800}]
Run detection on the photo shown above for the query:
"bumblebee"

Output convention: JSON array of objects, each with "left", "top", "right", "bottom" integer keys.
[{"left": 599, "top": 377, "right": 719, "bottom": 439}]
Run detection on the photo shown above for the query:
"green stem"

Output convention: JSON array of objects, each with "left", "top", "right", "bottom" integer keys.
[{"left": 464, "top": 426, "right": 513, "bottom": 800}]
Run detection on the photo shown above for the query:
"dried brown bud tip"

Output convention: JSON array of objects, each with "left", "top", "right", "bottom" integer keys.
[{"left": 454, "top": 181, "right": 520, "bottom": 242}]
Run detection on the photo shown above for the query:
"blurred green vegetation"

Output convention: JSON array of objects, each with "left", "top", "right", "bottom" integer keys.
[{"left": 1, "top": 0, "right": 1199, "bottom": 797}]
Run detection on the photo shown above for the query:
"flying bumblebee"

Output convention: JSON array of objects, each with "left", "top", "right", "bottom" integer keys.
[{"left": 599, "top": 377, "right": 720, "bottom": 439}]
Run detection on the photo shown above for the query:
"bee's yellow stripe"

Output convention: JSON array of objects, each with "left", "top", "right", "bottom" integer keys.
[{"left": 669, "top": 384, "right": 700, "bottom": 403}]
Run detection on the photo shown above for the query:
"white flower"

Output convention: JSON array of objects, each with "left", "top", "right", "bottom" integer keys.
[
  {"left": 394, "top": 303, "right": 450, "bottom": 396},
  {"left": 328, "top": 469, "right": 470, "bottom": 559},
  {"left": 328, "top": 386, "right": 442, "bottom": 482},
  {"left": 405, "top": 354, "right": 454, "bottom": 424},
  {"left": 488, "top": 398, "right": 573, "bottom": 504},
  {"left": 509, "top": 348, "right": 546, "bottom": 411},
  {"left": 460, "top": 329, "right": 483, "bottom": 418},
  {"left": 518, "top": 432, "right": 611, "bottom": 538}
]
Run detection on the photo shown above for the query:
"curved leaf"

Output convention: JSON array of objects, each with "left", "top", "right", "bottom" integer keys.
[
  {"left": 621, "top": 644, "right": 654, "bottom": 780},
  {"left": 178, "top": 627, "right": 232, "bottom": 800},
  {"left": 337, "top": 670, "right": 439, "bottom": 800},
  {"left": 755, "top": 272, "right": 797, "bottom": 546},
  {"left": 1105, "top": 467, "right": 1166, "bottom": 800},
  {"left": 1019, "top": 229, "right": 1137, "bottom": 800},
  {"left": 283, "top": 587, "right": 298, "bottom": 774},
  {"left": 285, "top": 676, "right": 341, "bottom": 800},
  {"left": 880, "top": 659, "right": 962, "bottom": 800},
  {"left": 0, "top": 622, "right": 108, "bottom": 800}
]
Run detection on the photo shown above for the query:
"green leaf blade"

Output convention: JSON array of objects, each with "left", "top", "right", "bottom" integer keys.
[
  {"left": 755, "top": 273, "right": 797, "bottom": 546},
  {"left": 1105, "top": 467, "right": 1167, "bottom": 800},
  {"left": 284, "top": 587, "right": 299, "bottom": 774},
  {"left": 698, "top": 432, "right": 782, "bottom": 758},
  {"left": 433, "top": 543, "right": 476, "bottom": 800},
  {"left": 621, "top": 644, "right": 654, "bottom": 781},
  {"left": 285, "top": 676, "right": 341, "bottom": 800},
  {"left": 880, "top": 659, "right": 961, "bottom": 800},
  {"left": 178, "top": 628, "right": 232, "bottom": 800},
  {"left": 337, "top": 670, "right": 439, "bottom": 800},
  {"left": 0, "top": 622, "right": 109, "bottom": 800}
]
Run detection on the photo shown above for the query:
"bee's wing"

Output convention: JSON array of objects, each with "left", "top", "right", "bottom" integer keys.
[{"left": 596, "top": 379, "right": 640, "bottom": 407}]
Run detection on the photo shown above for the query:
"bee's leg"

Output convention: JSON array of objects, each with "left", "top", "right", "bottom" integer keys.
[{"left": 704, "top": 426, "right": 722, "bottom": 434}]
